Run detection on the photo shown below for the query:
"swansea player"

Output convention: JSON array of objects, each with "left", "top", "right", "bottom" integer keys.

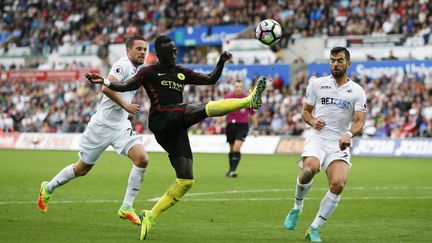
[
  {"left": 283, "top": 47, "right": 366, "bottom": 242},
  {"left": 85, "top": 35, "right": 267, "bottom": 240},
  {"left": 224, "top": 80, "right": 258, "bottom": 177},
  {"left": 38, "top": 36, "right": 150, "bottom": 225}
]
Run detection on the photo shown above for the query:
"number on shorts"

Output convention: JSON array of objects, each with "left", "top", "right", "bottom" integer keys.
[{"left": 127, "top": 128, "right": 133, "bottom": 136}]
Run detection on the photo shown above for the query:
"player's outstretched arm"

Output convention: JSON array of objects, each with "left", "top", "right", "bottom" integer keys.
[
  {"left": 183, "top": 51, "right": 232, "bottom": 85},
  {"left": 207, "top": 51, "right": 232, "bottom": 84},
  {"left": 101, "top": 75, "right": 140, "bottom": 115},
  {"left": 85, "top": 73, "right": 140, "bottom": 92}
]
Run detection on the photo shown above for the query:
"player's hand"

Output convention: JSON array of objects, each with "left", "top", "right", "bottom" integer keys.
[
  {"left": 311, "top": 118, "right": 326, "bottom": 130},
  {"left": 85, "top": 73, "right": 104, "bottom": 84},
  {"left": 252, "top": 128, "right": 259, "bottom": 137},
  {"left": 126, "top": 103, "right": 140, "bottom": 115},
  {"left": 219, "top": 51, "right": 232, "bottom": 62},
  {"left": 339, "top": 132, "right": 352, "bottom": 150}
]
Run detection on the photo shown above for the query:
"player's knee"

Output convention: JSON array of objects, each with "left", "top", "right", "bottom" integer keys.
[
  {"left": 300, "top": 168, "right": 317, "bottom": 183},
  {"left": 329, "top": 182, "right": 345, "bottom": 195},
  {"left": 133, "top": 154, "right": 149, "bottom": 168},
  {"left": 74, "top": 167, "right": 90, "bottom": 177},
  {"left": 177, "top": 178, "right": 194, "bottom": 190},
  {"left": 73, "top": 161, "right": 92, "bottom": 176}
]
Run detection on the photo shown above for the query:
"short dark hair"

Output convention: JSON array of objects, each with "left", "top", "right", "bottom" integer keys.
[
  {"left": 155, "top": 35, "right": 173, "bottom": 53},
  {"left": 330, "top": 47, "right": 350, "bottom": 61},
  {"left": 126, "top": 36, "right": 146, "bottom": 49}
]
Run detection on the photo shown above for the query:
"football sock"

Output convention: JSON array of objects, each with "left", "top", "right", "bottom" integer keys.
[
  {"left": 151, "top": 178, "right": 194, "bottom": 220},
  {"left": 311, "top": 191, "right": 341, "bottom": 228},
  {"left": 293, "top": 176, "right": 313, "bottom": 211},
  {"left": 122, "top": 165, "right": 146, "bottom": 207},
  {"left": 205, "top": 98, "right": 248, "bottom": 117},
  {"left": 231, "top": 152, "right": 241, "bottom": 171},
  {"left": 228, "top": 152, "right": 234, "bottom": 171},
  {"left": 46, "top": 164, "right": 76, "bottom": 193}
]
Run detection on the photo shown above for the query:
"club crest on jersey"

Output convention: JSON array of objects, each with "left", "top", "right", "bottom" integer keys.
[
  {"left": 321, "top": 97, "right": 351, "bottom": 109},
  {"left": 177, "top": 73, "right": 185, "bottom": 80},
  {"left": 114, "top": 66, "right": 122, "bottom": 74}
]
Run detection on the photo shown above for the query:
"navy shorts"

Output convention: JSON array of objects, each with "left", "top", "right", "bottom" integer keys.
[
  {"left": 148, "top": 104, "right": 193, "bottom": 159},
  {"left": 226, "top": 123, "right": 249, "bottom": 144}
]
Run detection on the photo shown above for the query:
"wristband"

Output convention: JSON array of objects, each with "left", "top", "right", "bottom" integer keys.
[
  {"left": 103, "top": 78, "right": 111, "bottom": 87},
  {"left": 346, "top": 131, "right": 353, "bottom": 138}
]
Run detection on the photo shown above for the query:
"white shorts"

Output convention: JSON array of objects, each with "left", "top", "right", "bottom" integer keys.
[
  {"left": 78, "top": 119, "right": 142, "bottom": 164},
  {"left": 298, "top": 136, "right": 352, "bottom": 171}
]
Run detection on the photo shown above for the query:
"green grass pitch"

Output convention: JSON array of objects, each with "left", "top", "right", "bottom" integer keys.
[{"left": 0, "top": 149, "right": 431, "bottom": 242}]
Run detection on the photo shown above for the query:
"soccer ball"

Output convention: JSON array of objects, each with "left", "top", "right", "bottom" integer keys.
[{"left": 255, "top": 19, "right": 282, "bottom": 46}]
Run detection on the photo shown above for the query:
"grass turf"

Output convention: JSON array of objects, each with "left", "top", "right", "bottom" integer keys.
[{"left": 0, "top": 149, "right": 431, "bottom": 242}]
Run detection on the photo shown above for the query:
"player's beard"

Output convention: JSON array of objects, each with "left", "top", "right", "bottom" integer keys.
[{"left": 331, "top": 67, "right": 346, "bottom": 79}]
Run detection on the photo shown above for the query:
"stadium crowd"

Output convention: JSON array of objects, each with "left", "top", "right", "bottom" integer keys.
[
  {"left": 1, "top": 71, "right": 432, "bottom": 138},
  {"left": 1, "top": 0, "right": 431, "bottom": 59}
]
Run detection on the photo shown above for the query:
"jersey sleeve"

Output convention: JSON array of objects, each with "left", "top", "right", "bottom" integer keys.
[
  {"left": 130, "top": 66, "right": 151, "bottom": 86},
  {"left": 108, "top": 61, "right": 128, "bottom": 81},
  {"left": 178, "top": 66, "right": 209, "bottom": 85},
  {"left": 354, "top": 88, "right": 367, "bottom": 112},
  {"left": 303, "top": 79, "right": 317, "bottom": 106}
]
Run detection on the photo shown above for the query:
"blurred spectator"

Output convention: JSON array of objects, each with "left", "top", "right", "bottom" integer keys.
[
  {"left": 1, "top": 65, "right": 432, "bottom": 138},
  {"left": 1, "top": 0, "right": 431, "bottom": 58}
]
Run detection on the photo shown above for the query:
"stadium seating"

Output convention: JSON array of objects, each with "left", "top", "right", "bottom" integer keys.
[{"left": 1, "top": 72, "right": 431, "bottom": 138}]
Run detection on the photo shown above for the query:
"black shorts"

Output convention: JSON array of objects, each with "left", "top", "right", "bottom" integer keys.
[
  {"left": 226, "top": 123, "right": 249, "bottom": 144},
  {"left": 148, "top": 104, "right": 193, "bottom": 159}
]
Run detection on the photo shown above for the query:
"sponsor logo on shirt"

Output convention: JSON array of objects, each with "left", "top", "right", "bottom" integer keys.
[
  {"left": 320, "top": 85, "right": 331, "bottom": 90},
  {"left": 321, "top": 97, "right": 351, "bottom": 109},
  {"left": 161, "top": 80, "right": 184, "bottom": 91},
  {"left": 177, "top": 73, "right": 185, "bottom": 80}
]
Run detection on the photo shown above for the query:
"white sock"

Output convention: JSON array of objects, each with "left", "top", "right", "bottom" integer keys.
[
  {"left": 311, "top": 191, "right": 341, "bottom": 228},
  {"left": 122, "top": 165, "right": 146, "bottom": 207},
  {"left": 293, "top": 176, "right": 313, "bottom": 211},
  {"left": 46, "top": 164, "right": 76, "bottom": 193}
]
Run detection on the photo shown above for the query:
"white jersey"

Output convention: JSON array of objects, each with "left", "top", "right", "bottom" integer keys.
[
  {"left": 93, "top": 56, "right": 143, "bottom": 127},
  {"left": 304, "top": 75, "right": 366, "bottom": 141}
]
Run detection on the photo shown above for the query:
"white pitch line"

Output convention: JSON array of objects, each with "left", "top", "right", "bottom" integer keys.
[
  {"left": 1, "top": 186, "right": 431, "bottom": 205},
  {"left": 2, "top": 196, "right": 432, "bottom": 205},
  {"left": 179, "top": 196, "right": 432, "bottom": 202},
  {"left": 183, "top": 186, "right": 432, "bottom": 197}
]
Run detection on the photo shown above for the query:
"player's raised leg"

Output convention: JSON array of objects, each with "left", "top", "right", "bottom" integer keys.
[
  {"left": 38, "top": 160, "right": 91, "bottom": 213},
  {"left": 306, "top": 160, "right": 348, "bottom": 242},
  {"left": 284, "top": 157, "right": 319, "bottom": 229},
  {"left": 205, "top": 76, "right": 267, "bottom": 117},
  {"left": 118, "top": 144, "right": 149, "bottom": 225}
]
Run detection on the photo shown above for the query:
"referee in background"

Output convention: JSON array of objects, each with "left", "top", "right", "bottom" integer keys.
[{"left": 224, "top": 80, "right": 259, "bottom": 177}]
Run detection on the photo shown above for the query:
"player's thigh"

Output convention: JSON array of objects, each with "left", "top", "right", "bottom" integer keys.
[
  {"left": 232, "top": 140, "right": 244, "bottom": 151},
  {"left": 183, "top": 103, "right": 207, "bottom": 128},
  {"left": 322, "top": 147, "right": 351, "bottom": 171},
  {"left": 78, "top": 121, "right": 112, "bottom": 165},
  {"left": 127, "top": 143, "right": 149, "bottom": 167},
  {"left": 299, "top": 137, "right": 325, "bottom": 171},
  {"left": 155, "top": 128, "right": 193, "bottom": 159},
  {"left": 111, "top": 120, "right": 143, "bottom": 156},
  {"left": 326, "top": 160, "right": 349, "bottom": 186}
]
